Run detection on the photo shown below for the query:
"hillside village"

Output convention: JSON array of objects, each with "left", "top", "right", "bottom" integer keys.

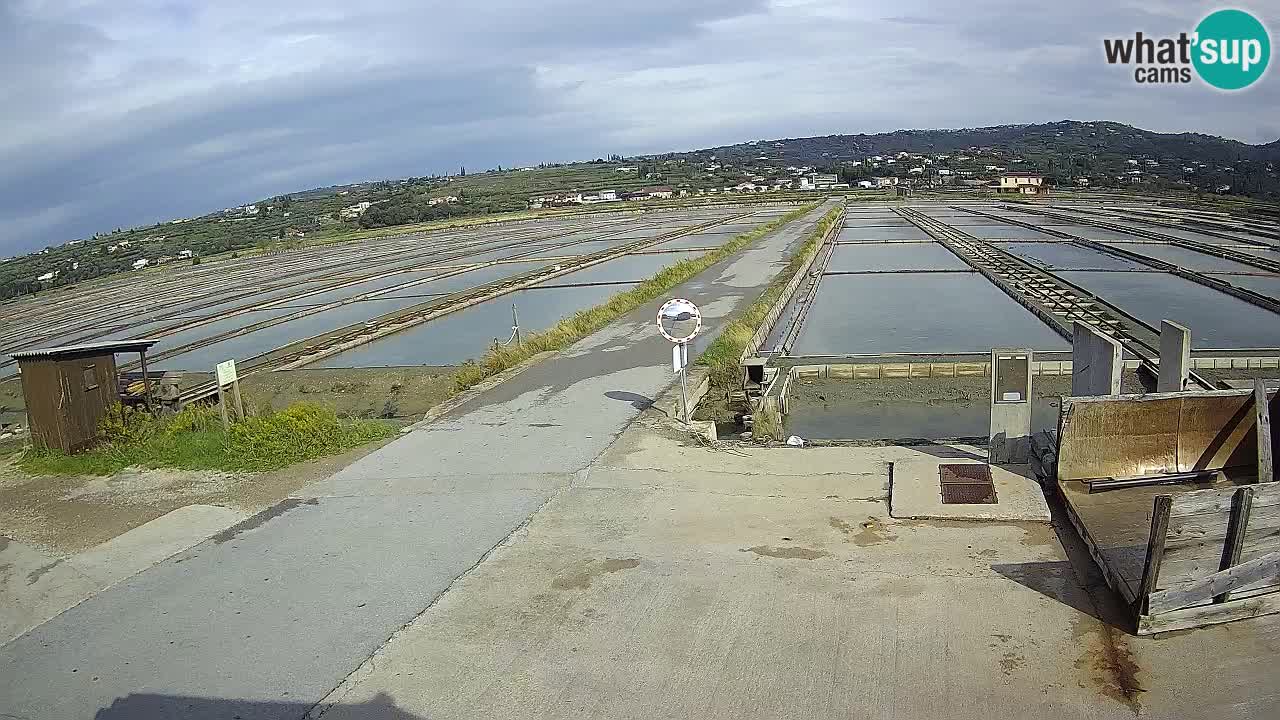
[{"left": 3, "top": 121, "right": 1276, "bottom": 302}]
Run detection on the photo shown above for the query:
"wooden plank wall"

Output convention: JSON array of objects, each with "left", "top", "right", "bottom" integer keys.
[
  {"left": 1145, "top": 483, "right": 1280, "bottom": 615},
  {"left": 19, "top": 358, "right": 65, "bottom": 450},
  {"left": 59, "top": 353, "right": 118, "bottom": 452},
  {"left": 18, "top": 352, "right": 118, "bottom": 452}
]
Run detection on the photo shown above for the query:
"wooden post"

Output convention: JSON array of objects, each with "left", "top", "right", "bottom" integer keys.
[
  {"left": 1137, "top": 494, "right": 1173, "bottom": 613},
  {"left": 1256, "top": 379, "right": 1273, "bottom": 484},
  {"left": 217, "top": 382, "right": 230, "bottom": 430},
  {"left": 138, "top": 350, "right": 154, "bottom": 413},
  {"left": 232, "top": 377, "right": 245, "bottom": 421},
  {"left": 1216, "top": 486, "right": 1255, "bottom": 604}
]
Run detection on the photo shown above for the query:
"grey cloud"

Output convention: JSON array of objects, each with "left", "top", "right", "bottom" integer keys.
[{"left": 0, "top": 0, "right": 1276, "bottom": 255}]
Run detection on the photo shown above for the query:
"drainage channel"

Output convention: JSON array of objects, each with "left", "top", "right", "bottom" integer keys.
[
  {"left": 1074, "top": 204, "right": 1280, "bottom": 245},
  {"left": 997, "top": 203, "right": 1280, "bottom": 274},
  {"left": 0, "top": 216, "right": 619, "bottom": 376},
  {"left": 894, "top": 207, "right": 1206, "bottom": 387},
  {"left": 957, "top": 206, "right": 1280, "bottom": 314},
  {"left": 171, "top": 211, "right": 762, "bottom": 404},
  {"left": 129, "top": 213, "right": 726, "bottom": 373}
]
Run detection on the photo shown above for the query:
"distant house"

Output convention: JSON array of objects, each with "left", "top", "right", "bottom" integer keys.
[
  {"left": 36, "top": 271, "right": 57, "bottom": 282},
  {"left": 857, "top": 180, "right": 874, "bottom": 189},
  {"left": 623, "top": 186, "right": 675, "bottom": 201},
  {"left": 998, "top": 172, "right": 1047, "bottom": 195},
  {"left": 811, "top": 173, "right": 838, "bottom": 188},
  {"left": 529, "top": 193, "right": 583, "bottom": 209},
  {"left": 339, "top": 201, "right": 373, "bottom": 219},
  {"left": 872, "top": 176, "right": 899, "bottom": 188},
  {"left": 427, "top": 196, "right": 459, "bottom": 206},
  {"left": 580, "top": 190, "right": 618, "bottom": 204},
  {"left": 132, "top": 259, "right": 149, "bottom": 270}
]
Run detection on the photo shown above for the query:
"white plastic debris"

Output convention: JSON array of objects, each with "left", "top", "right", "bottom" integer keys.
[{"left": 786, "top": 435, "right": 805, "bottom": 447}]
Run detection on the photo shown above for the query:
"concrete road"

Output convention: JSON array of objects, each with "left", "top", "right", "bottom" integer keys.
[
  {"left": 315, "top": 428, "right": 1280, "bottom": 720},
  {"left": 0, "top": 202, "right": 835, "bottom": 719}
]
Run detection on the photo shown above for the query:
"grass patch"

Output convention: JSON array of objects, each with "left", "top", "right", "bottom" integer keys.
[
  {"left": 451, "top": 202, "right": 822, "bottom": 393},
  {"left": 19, "top": 402, "right": 397, "bottom": 477},
  {"left": 696, "top": 205, "right": 843, "bottom": 389}
]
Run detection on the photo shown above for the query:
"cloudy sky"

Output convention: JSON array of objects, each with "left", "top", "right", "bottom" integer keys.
[{"left": 1, "top": 0, "right": 1276, "bottom": 254}]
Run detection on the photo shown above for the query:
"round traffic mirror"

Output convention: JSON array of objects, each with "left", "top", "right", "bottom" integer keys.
[{"left": 657, "top": 298, "right": 701, "bottom": 343}]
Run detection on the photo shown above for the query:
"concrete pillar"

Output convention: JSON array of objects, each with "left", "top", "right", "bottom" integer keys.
[
  {"left": 1158, "top": 320, "right": 1191, "bottom": 393},
  {"left": 1071, "top": 322, "right": 1122, "bottom": 396},
  {"left": 990, "top": 348, "right": 1033, "bottom": 464}
]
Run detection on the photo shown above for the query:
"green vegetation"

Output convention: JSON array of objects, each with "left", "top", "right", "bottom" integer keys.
[
  {"left": 450, "top": 202, "right": 821, "bottom": 393},
  {"left": 684, "top": 121, "right": 1280, "bottom": 201},
  {"left": 19, "top": 402, "right": 396, "bottom": 477},
  {"left": 697, "top": 205, "right": 842, "bottom": 389},
  {"left": 8, "top": 120, "right": 1276, "bottom": 303}
]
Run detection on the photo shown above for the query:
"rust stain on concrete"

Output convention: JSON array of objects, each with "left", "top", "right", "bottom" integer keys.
[{"left": 1072, "top": 618, "right": 1145, "bottom": 713}]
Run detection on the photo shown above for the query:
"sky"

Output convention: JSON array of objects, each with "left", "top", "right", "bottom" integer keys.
[{"left": 1, "top": 0, "right": 1277, "bottom": 255}]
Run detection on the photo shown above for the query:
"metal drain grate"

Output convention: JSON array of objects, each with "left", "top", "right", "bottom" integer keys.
[{"left": 939, "top": 464, "right": 997, "bottom": 504}]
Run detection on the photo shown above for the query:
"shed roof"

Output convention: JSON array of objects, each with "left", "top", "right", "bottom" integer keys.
[{"left": 10, "top": 340, "right": 159, "bottom": 361}]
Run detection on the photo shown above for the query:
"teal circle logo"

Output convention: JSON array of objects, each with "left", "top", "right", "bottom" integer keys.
[{"left": 1193, "top": 9, "right": 1270, "bottom": 90}]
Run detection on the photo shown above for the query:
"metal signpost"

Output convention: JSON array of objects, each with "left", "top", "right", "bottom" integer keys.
[{"left": 657, "top": 298, "right": 702, "bottom": 424}]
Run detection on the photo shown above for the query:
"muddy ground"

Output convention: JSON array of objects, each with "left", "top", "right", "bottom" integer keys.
[
  {"left": 0, "top": 439, "right": 395, "bottom": 555},
  {"left": 238, "top": 366, "right": 456, "bottom": 420},
  {"left": 783, "top": 370, "right": 1151, "bottom": 442},
  {"left": 0, "top": 367, "right": 455, "bottom": 556}
]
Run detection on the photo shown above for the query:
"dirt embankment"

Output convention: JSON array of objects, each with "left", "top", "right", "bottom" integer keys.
[{"left": 239, "top": 366, "right": 456, "bottom": 420}]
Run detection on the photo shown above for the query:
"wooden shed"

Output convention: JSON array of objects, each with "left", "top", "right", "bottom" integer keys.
[{"left": 10, "top": 340, "right": 158, "bottom": 453}]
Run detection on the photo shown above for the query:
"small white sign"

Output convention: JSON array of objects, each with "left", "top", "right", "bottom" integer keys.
[
  {"left": 216, "top": 359, "right": 238, "bottom": 386},
  {"left": 1002, "top": 391, "right": 1022, "bottom": 402},
  {"left": 672, "top": 345, "right": 682, "bottom": 373}
]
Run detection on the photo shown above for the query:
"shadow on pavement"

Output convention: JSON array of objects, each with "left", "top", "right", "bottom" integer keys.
[
  {"left": 906, "top": 443, "right": 987, "bottom": 462},
  {"left": 604, "top": 390, "right": 654, "bottom": 410},
  {"left": 993, "top": 486, "right": 1135, "bottom": 633},
  {"left": 94, "top": 691, "right": 421, "bottom": 720},
  {"left": 991, "top": 559, "right": 1109, "bottom": 621}
]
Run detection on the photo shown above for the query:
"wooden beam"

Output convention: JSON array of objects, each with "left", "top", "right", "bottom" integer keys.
[
  {"left": 1139, "top": 591, "right": 1280, "bottom": 634},
  {"left": 1216, "top": 486, "right": 1255, "bottom": 604},
  {"left": 1137, "top": 494, "right": 1173, "bottom": 612},
  {"left": 1257, "top": 379, "right": 1273, "bottom": 484},
  {"left": 1148, "top": 551, "right": 1280, "bottom": 614},
  {"left": 138, "top": 350, "right": 153, "bottom": 413}
]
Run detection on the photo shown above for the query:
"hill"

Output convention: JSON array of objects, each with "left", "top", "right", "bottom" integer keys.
[
  {"left": 2, "top": 120, "right": 1277, "bottom": 302},
  {"left": 675, "top": 120, "right": 1280, "bottom": 197}
]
